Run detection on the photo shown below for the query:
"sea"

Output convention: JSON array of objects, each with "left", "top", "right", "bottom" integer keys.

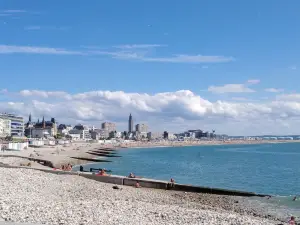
[{"left": 77, "top": 142, "right": 300, "bottom": 218}]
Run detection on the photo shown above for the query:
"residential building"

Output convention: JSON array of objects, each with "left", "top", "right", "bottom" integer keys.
[
  {"left": 101, "top": 122, "right": 116, "bottom": 133},
  {"left": 0, "top": 118, "right": 11, "bottom": 137},
  {"left": 135, "top": 123, "right": 148, "bottom": 133},
  {"left": 128, "top": 113, "right": 133, "bottom": 133},
  {"left": 163, "top": 131, "right": 168, "bottom": 139},
  {"left": 69, "top": 124, "right": 91, "bottom": 139},
  {"left": 57, "top": 124, "right": 73, "bottom": 135},
  {"left": 147, "top": 132, "right": 162, "bottom": 140},
  {"left": 91, "top": 129, "right": 109, "bottom": 140},
  {"left": 0, "top": 113, "right": 24, "bottom": 136}
]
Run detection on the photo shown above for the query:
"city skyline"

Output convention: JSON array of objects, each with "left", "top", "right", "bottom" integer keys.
[{"left": 1, "top": 1, "right": 300, "bottom": 135}]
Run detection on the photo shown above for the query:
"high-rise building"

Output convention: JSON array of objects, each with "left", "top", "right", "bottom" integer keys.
[
  {"left": 128, "top": 113, "right": 133, "bottom": 133},
  {"left": 0, "top": 113, "right": 24, "bottom": 136},
  {"left": 101, "top": 122, "right": 116, "bottom": 133},
  {"left": 135, "top": 123, "right": 148, "bottom": 133}
]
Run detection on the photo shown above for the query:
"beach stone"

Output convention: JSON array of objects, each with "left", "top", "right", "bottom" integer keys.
[{"left": 0, "top": 167, "right": 280, "bottom": 225}]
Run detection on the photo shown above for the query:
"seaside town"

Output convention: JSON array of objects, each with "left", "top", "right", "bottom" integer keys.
[
  {"left": 0, "top": 112, "right": 298, "bottom": 225},
  {"left": 1, "top": 112, "right": 299, "bottom": 151}
]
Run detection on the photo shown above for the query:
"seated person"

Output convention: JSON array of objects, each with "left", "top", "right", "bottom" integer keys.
[
  {"left": 98, "top": 169, "right": 107, "bottom": 176},
  {"left": 128, "top": 172, "right": 136, "bottom": 178}
]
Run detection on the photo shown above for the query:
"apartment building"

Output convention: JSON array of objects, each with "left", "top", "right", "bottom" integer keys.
[
  {"left": 0, "top": 113, "right": 24, "bottom": 136},
  {"left": 101, "top": 122, "right": 116, "bottom": 133}
]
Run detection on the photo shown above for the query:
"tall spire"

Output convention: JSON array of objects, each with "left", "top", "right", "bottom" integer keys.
[
  {"left": 29, "top": 113, "right": 32, "bottom": 122},
  {"left": 128, "top": 113, "right": 133, "bottom": 133},
  {"left": 42, "top": 116, "right": 45, "bottom": 128}
]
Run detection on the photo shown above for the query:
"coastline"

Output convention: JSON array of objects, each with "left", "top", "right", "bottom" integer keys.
[
  {"left": 1, "top": 140, "right": 299, "bottom": 223},
  {"left": 1, "top": 139, "right": 299, "bottom": 170},
  {"left": 119, "top": 139, "right": 300, "bottom": 150}
]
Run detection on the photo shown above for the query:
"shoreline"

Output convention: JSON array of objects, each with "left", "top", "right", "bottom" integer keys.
[
  {"left": 1, "top": 139, "right": 299, "bottom": 169},
  {"left": 1, "top": 140, "right": 299, "bottom": 223},
  {"left": 119, "top": 139, "right": 300, "bottom": 149}
]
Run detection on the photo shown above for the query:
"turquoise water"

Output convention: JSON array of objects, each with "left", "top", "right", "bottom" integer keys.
[{"left": 80, "top": 143, "right": 300, "bottom": 209}]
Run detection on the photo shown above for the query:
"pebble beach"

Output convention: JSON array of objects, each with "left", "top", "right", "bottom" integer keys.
[{"left": 0, "top": 167, "right": 282, "bottom": 225}]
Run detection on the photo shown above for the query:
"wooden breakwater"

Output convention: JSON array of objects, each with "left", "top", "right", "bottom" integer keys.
[
  {"left": 0, "top": 155, "right": 54, "bottom": 167},
  {"left": 87, "top": 152, "right": 121, "bottom": 157}
]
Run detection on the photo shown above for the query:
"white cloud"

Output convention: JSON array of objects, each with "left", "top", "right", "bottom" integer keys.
[
  {"left": 231, "top": 97, "right": 249, "bottom": 101},
  {"left": 24, "top": 26, "right": 70, "bottom": 31},
  {"left": 208, "top": 84, "right": 255, "bottom": 94},
  {"left": 265, "top": 88, "right": 284, "bottom": 93},
  {"left": 288, "top": 66, "right": 297, "bottom": 70},
  {"left": 276, "top": 93, "right": 300, "bottom": 101},
  {"left": 0, "top": 44, "right": 233, "bottom": 64},
  {"left": 0, "top": 45, "right": 82, "bottom": 55},
  {"left": 114, "top": 44, "right": 165, "bottom": 49},
  {"left": 0, "top": 89, "right": 8, "bottom": 94},
  {"left": 19, "top": 90, "right": 72, "bottom": 100},
  {"left": 24, "top": 26, "right": 41, "bottom": 30},
  {"left": 2, "top": 89, "right": 300, "bottom": 135},
  {"left": 92, "top": 50, "right": 234, "bottom": 63},
  {"left": 0, "top": 13, "right": 11, "bottom": 17},
  {"left": 247, "top": 79, "right": 260, "bottom": 84},
  {"left": 143, "top": 54, "right": 234, "bottom": 63},
  {"left": 1, "top": 10, "right": 26, "bottom": 13}
]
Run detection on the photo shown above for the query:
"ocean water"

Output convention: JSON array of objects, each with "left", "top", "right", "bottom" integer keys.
[{"left": 79, "top": 142, "right": 300, "bottom": 213}]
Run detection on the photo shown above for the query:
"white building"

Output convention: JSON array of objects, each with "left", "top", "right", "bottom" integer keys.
[
  {"left": 0, "top": 118, "right": 11, "bottom": 137},
  {"left": 0, "top": 113, "right": 24, "bottom": 136},
  {"left": 57, "top": 124, "right": 73, "bottom": 135},
  {"left": 91, "top": 129, "right": 109, "bottom": 140},
  {"left": 69, "top": 124, "right": 91, "bottom": 140}
]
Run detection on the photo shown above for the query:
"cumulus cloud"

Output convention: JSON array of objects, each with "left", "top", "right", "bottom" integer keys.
[
  {"left": 2, "top": 89, "right": 300, "bottom": 135},
  {"left": 208, "top": 84, "right": 255, "bottom": 93}
]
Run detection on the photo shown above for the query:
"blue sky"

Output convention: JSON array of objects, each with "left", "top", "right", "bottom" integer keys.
[{"left": 1, "top": 0, "right": 300, "bottom": 135}]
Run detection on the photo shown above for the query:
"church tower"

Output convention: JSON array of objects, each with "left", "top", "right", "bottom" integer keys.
[{"left": 42, "top": 116, "right": 46, "bottom": 129}]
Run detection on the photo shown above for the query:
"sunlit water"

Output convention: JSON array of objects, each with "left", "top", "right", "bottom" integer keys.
[{"left": 76, "top": 142, "right": 300, "bottom": 215}]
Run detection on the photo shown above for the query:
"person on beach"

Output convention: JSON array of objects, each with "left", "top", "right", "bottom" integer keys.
[
  {"left": 167, "top": 178, "right": 175, "bottom": 189},
  {"left": 98, "top": 169, "right": 107, "bottom": 176},
  {"left": 135, "top": 181, "right": 141, "bottom": 188},
  {"left": 66, "top": 164, "right": 72, "bottom": 171},
  {"left": 128, "top": 172, "right": 136, "bottom": 178},
  {"left": 289, "top": 216, "right": 296, "bottom": 225},
  {"left": 292, "top": 196, "right": 297, "bottom": 201}
]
